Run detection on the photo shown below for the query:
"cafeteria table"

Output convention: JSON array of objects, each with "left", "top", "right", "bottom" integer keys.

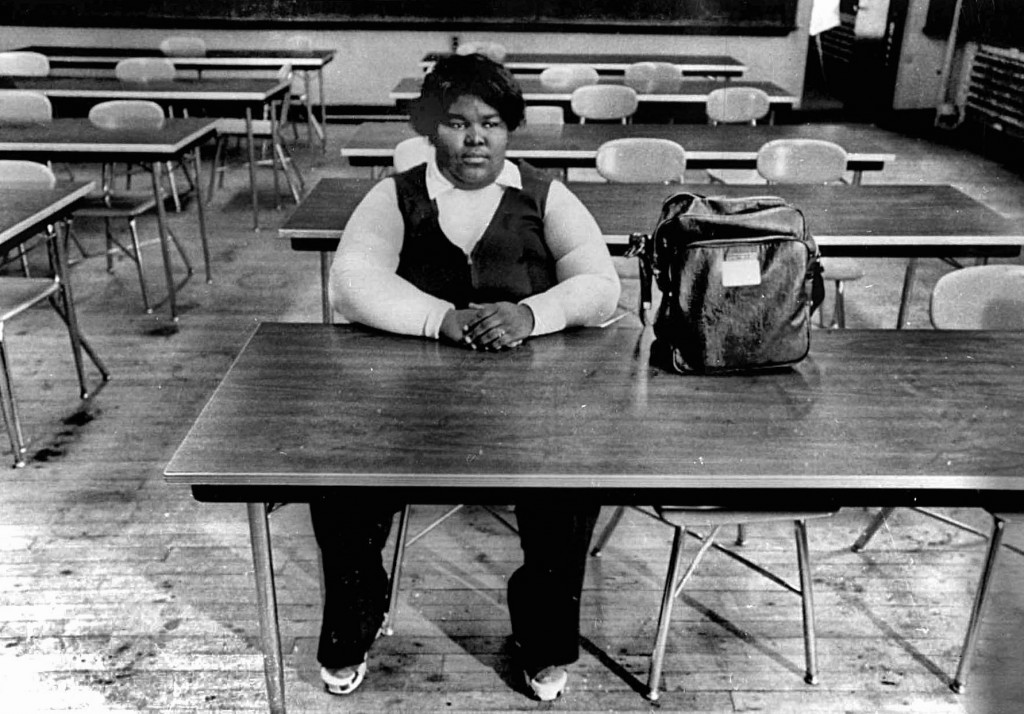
[
  {"left": 0, "top": 118, "right": 219, "bottom": 320},
  {"left": 278, "top": 179, "right": 1024, "bottom": 326},
  {"left": 165, "top": 321, "right": 1024, "bottom": 713},
  {"left": 0, "top": 75, "right": 290, "bottom": 230},
  {"left": 420, "top": 51, "right": 747, "bottom": 78},
  {"left": 0, "top": 181, "right": 110, "bottom": 462},
  {"left": 341, "top": 122, "right": 896, "bottom": 183},
  {"left": 16, "top": 44, "right": 335, "bottom": 151}
]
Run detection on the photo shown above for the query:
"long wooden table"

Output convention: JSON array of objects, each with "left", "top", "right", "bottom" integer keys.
[
  {"left": 341, "top": 122, "right": 896, "bottom": 183},
  {"left": 420, "top": 51, "right": 747, "bottom": 78},
  {"left": 1, "top": 182, "right": 110, "bottom": 463},
  {"left": 15, "top": 45, "right": 335, "bottom": 151},
  {"left": 164, "top": 321, "right": 1024, "bottom": 713},
  {"left": 390, "top": 77, "right": 798, "bottom": 121},
  {"left": 278, "top": 178, "right": 1024, "bottom": 325},
  {"left": 0, "top": 118, "right": 218, "bottom": 320}
]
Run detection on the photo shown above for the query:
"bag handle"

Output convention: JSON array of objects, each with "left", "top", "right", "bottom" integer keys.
[{"left": 626, "top": 232, "right": 654, "bottom": 325}]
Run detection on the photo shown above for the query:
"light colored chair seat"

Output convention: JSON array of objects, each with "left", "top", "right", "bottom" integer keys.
[
  {"left": 929, "top": 264, "right": 1024, "bottom": 329},
  {"left": 704, "top": 87, "right": 773, "bottom": 185},
  {"left": 160, "top": 36, "right": 207, "bottom": 57},
  {"left": 523, "top": 105, "right": 565, "bottom": 125},
  {"left": 624, "top": 61, "right": 682, "bottom": 93},
  {"left": 0, "top": 90, "right": 53, "bottom": 125},
  {"left": 0, "top": 51, "right": 49, "bottom": 76},
  {"left": 115, "top": 57, "right": 176, "bottom": 83},
  {"left": 570, "top": 84, "right": 638, "bottom": 124},
  {"left": 455, "top": 41, "right": 507, "bottom": 63},
  {"left": 595, "top": 138, "right": 686, "bottom": 183},
  {"left": 539, "top": 64, "right": 599, "bottom": 91}
]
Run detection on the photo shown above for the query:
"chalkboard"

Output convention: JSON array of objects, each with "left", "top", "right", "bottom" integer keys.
[{"left": 0, "top": 0, "right": 798, "bottom": 34}]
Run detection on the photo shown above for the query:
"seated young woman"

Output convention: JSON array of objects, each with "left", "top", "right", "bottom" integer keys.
[{"left": 313, "top": 52, "right": 621, "bottom": 702}]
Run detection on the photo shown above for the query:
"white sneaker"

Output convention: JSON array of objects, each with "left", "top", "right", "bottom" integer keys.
[
  {"left": 321, "top": 660, "right": 367, "bottom": 695},
  {"left": 525, "top": 665, "right": 568, "bottom": 701}
]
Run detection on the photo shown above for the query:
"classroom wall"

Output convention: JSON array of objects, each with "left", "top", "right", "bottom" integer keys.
[{"left": 1, "top": 0, "right": 818, "bottom": 111}]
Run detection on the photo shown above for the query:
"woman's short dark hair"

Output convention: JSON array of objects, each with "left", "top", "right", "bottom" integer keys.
[{"left": 409, "top": 53, "right": 525, "bottom": 136}]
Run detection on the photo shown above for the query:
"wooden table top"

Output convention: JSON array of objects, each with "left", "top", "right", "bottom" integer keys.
[
  {"left": 164, "top": 322, "right": 1024, "bottom": 502},
  {"left": 16, "top": 45, "right": 336, "bottom": 71},
  {"left": 390, "top": 77, "right": 797, "bottom": 105},
  {"left": 0, "top": 182, "right": 95, "bottom": 249},
  {"left": 0, "top": 76, "right": 290, "bottom": 103},
  {"left": 420, "top": 52, "right": 747, "bottom": 76},
  {"left": 341, "top": 122, "right": 895, "bottom": 170},
  {"left": 278, "top": 178, "right": 1024, "bottom": 257},
  {"left": 0, "top": 118, "right": 218, "bottom": 161}
]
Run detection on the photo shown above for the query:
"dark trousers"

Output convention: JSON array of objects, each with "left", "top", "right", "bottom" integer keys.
[{"left": 310, "top": 497, "right": 600, "bottom": 673}]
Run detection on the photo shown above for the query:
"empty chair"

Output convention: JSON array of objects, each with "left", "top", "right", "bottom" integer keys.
[
  {"left": 595, "top": 138, "right": 686, "bottom": 183},
  {"left": 624, "top": 61, "right": 682, "bottom": 93},
  {"left": 756, "top": 138, "right": 863, "bottom": 329},
  {"left": 852, "top": 264, "right": 1024, "bottom": 694},
  {"left": 392, "top": 136, "right": 435, "bottom": 172},
  {"left": 0, "top": 161, "right": 110, "bottom": 467},
  {"left": 706, "top": 86, "right": 771, "bottom": 125},
  {"left": 0, "top": 50, "right": 50, "bottom": 76},
  {"left": 159, "top": 36, "right": 207, "bottom": 57},
  {"left": 0, "top": 89, "right": 52, "bottom": 125},
  {"left": 590, "top": 506, "right": 837, "bottom": 700},
  {"left": 75, "top": 100, "right": 203, "bottom": 313},
  {"left": 208, "top": 64, "right": 305, "bottom": 228},
  {"left": 282, "top": 34, "right": 320, "bottom": 143},
  {"left": 454, "top": 41, "right": 507, "bottom": 63},
  {"left": 114, "top": 57, "right": 176, "bottom": 83},
  {"left": 704, "top": 86, "right": 773, "bottom": 184},
  {"left": 539, "top": 64, "right": 599, "bottom": 91},
  {"left": 928, "top": 264, "right": 1024, "bottom": 329},
  {"left": 570, "top": 84, "right": 638, "bottom": 124},
  {"left": 523, "top": 105, "right": 564, "bottom": 125}
]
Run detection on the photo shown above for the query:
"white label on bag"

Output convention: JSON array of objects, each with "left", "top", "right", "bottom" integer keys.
[{"left": 721, "top": 248, "right": 761, "bottom": 287}]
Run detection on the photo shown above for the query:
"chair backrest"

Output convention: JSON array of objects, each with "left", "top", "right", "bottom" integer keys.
[
  {"left": 88, "top": 100, "right": 166, "bottom": 131},
  {"left": 539, "top": 64, "right": 599, "bottom": 91},
  {"left": 0, "top": 160, "right": 57, "bottom": 188},
  {"left": 624, "top": 61, "right": 682, "bottom": 93},
  {"left": 159, "top": 36, "right": 207, "bottom": 57},
  {"left": 523, "top": 105, "right": 565, "bottom": 125},
  {"left": 455, "top": 41, "right": 507, "bottom": 63},
  {"left": 595, "top": 138, "right": 686, "bottom": 183},
  {"left": 0, "top": 51, "right": 50, "bottom": 77},
  {"left": 756, "top": 139, "right": 848, "bottom": 184},
  {"left": 0, "top": 90, "right": 53, "bottom": 125},
  {"left": 706, "top": 86, "right": 771, "bottom": 125},
  {"left": 115, "top": 57, "right": 176, "bottom": 83},
  {"left": 284, "top": 35, "right": 315, "bottom": 52},
  {"left": 570, "top": 84, "right": 638, "bottom": 124},
  {"left": 929, "top": 265, "right": 1024, "bottom": 330},
  {"left": 393, "top": 136, "right": 435, "bottom": 172}
]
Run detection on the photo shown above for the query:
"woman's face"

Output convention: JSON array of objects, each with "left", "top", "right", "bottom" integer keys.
[{"left": 432, "top": 94, "right": 509, "bottom": 190}]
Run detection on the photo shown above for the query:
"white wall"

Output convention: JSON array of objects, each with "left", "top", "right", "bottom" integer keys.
[{"left": 4, "top": 0, "right": 816, "bottom": 108}]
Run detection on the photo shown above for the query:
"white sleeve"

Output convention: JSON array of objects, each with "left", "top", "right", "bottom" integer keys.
[
  {"left": 519, "top": 180, "right": 621, "bottom": 335},
  {"left": 328, "top": 179, "right": 454, "bottom": 338}
]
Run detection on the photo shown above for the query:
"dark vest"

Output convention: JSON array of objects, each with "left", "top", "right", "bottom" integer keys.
[{"left": 392, "top": 162, "right": 557, "bottom": 308}]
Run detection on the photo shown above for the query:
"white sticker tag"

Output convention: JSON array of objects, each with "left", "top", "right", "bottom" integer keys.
[{"left": 721, "top": 248, "right": 761, "bottom": 287}]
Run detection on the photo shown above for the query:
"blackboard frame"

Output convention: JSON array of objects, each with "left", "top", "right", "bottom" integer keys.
[{"left": 0, "top": 0, "right": 799, "bottom": 35}]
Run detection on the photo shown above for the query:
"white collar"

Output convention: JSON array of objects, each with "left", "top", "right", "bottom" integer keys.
[{"left": 425, "top": 158, "right": 522, "bottom": 200}]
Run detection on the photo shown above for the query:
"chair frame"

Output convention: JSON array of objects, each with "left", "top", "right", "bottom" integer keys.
[{"left": 591, "top": 505, "right": 835, "bottom": 700}]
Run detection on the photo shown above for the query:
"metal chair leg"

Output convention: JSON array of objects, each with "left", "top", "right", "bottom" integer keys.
[
  {"left": 851, "top": 507, "right": 897, "bottom": 552},
  {"left": 0, "top": 326, "right": 27, "bottom": 467},
  {"left": 590, "top": 505, "right": 627, "bottom": 556},
  {"left": 646, "top": 525, "right": 686, "bottom": 701},
  {"left": 381, "top": 505, "right": 411, "bottom": 637},
  {"left": 951, "top": 513, "right": 1007, "bottom": 693}
]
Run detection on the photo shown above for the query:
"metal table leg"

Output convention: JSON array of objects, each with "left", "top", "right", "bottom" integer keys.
[
  {"left": 320, "top": 251, "right": 333, "bottom": 324},
  {"left": 247, "top": 502, "right": 286, "bottom": 713}
]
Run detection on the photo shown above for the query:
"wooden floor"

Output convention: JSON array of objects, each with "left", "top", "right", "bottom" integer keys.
[{"left": 2, "top": 120, "right": 1023, "bottom": 713}]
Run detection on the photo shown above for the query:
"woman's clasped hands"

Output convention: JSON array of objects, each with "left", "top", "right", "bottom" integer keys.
[{"left": 441, "top": 301, "right": 534, "bottom": 351}]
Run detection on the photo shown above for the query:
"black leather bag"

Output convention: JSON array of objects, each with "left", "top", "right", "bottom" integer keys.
[{"left": 628, "top": 192, "right": 824, "bottom": 374}]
